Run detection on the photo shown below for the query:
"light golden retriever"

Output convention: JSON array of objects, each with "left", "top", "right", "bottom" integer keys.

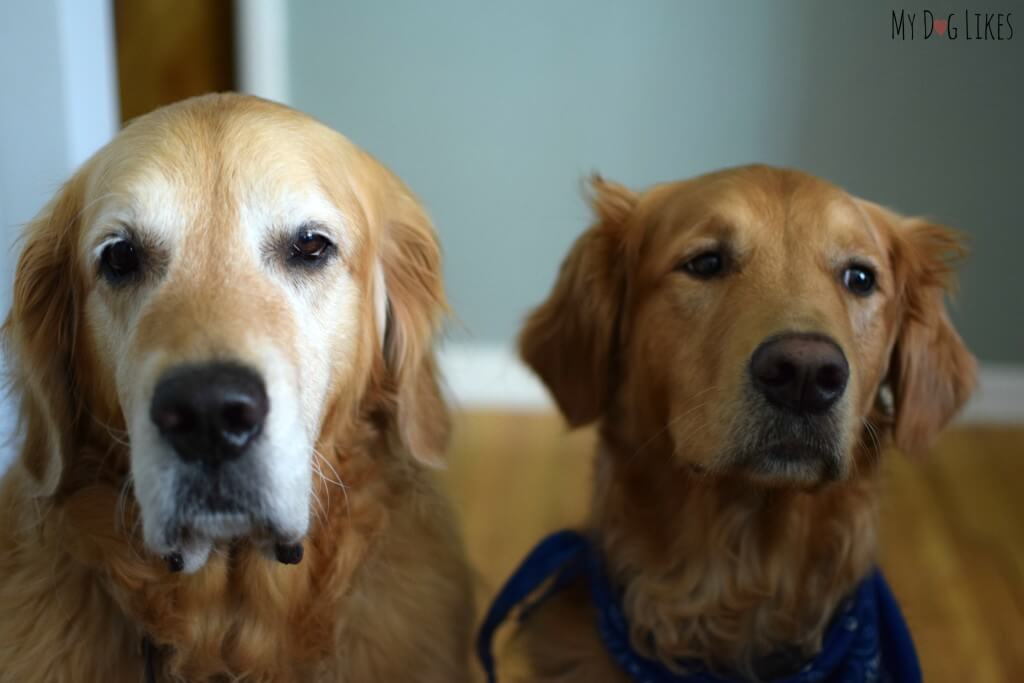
[
  {"left": 507, "top": 166, "right": 975, "bottom": 681},
  {"left": 0, "top": 94, "right": 472, "bottom": 681}
]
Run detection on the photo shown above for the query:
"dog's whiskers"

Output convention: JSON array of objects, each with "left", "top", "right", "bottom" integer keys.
[
  {"left": 312, "top": 447, "right": 352, "bottom": 525},
  {"left": 860, "top": 417, "right": 885, "bottom": 476},
  {"left": 115, "top": 477, "right": 134, "bottom": 535},
  {"left": 309, "top": 482, "right": 327, "bottom": 526},
  {"left": 114, "top": 476, "right": 150, "bottom": 565}
]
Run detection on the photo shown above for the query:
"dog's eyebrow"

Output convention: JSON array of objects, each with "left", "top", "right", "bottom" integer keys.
[
  {"left": 269, "top": 189, "right": 354, "bottom": 255},
  {"left": 293, "top": 219, "right": 332, "bottom": 236},
  {"left": 677, "top": 215, "right": 738, "bottom": 249},
  {"left": 697, "top": 215, "right": 737, "bottom": 239},
  {"left": 266, "top": 220, "right": 338, "bottom": 247},
  {"left": 833, "top": 198, "right": 886, "bottom": 245},
  {"left": 92, "top": 234, "right": 126, "bottom": 260}
]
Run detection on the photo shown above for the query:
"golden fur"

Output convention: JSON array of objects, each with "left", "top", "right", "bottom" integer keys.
[
  {"left": 0, "top": 94, "right": 472, "bottom": 682},
  {"left": 509, "top": 166, "right": 976, "bottom": 681}
]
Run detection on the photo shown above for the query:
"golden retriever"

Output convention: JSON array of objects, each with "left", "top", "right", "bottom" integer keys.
[
  {"left": 0, "top": 94, "right": 472, "bottom": 682},
  {"left": 505, "top": 165, "right": 975, "bottom": 681}
]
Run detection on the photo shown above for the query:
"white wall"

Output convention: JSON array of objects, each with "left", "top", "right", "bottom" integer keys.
[
  {"left": 284, "top": 1, "right": 1024, "bottom": 366},
  {"left": 0, "top": 0, "right": 118, "bottom": 306},
  {"left": 0, "top": 2, "right": 1017, "bottom": 451},
  {"left": 277, "top": 1, "right": 1024, "bottom": 420},
  {"left": 0, "top": 0, "right": 119, "bottom": 471}
]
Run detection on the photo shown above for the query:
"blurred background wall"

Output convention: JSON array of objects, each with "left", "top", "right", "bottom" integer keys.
[
  {"left": 0, "top": 0, "right": 118, "bottom": 309},
  {"left": 286, "top": 1, "right": 1023, "bottom": 363},
  {"left": 0, "top": 0, "right": 118, "bottom": 468},
  {"left": 0, "top": 0, "right": 1021, "bottom": 421}
]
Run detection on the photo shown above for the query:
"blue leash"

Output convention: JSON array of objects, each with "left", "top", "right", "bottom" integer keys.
[
  {"left": 476, "top": 530, "right": 589, "bottom": 678},
  {"left": 476, "top": 530, "right": 922, "bottom": 683}
]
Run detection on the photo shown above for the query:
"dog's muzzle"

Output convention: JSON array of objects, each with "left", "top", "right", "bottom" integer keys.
[
  {"left": 149, "top": 361, "right": 304, "bottom": 571},
  {"left": 730, "top": 332, "right": 850, "bottom": 481}
]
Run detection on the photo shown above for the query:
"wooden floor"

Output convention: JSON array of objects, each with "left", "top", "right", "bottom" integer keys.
[{"left": 440, "top": 412, "right": 1024, "bottom": 683}]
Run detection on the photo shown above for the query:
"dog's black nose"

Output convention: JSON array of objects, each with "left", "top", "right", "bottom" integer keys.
[
  {"left": 750, "top": 334, "right": 849, "bottom": 415},
  {"left": 150, "top": 362, "right": 269, "bottom": 466}
]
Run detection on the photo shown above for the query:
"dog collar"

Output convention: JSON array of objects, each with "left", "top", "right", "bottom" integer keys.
[{"left": 476, "top": 530, "right": 922, "bottom": 683}]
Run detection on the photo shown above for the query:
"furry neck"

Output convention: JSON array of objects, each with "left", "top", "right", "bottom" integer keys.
[{"left": 590, "top": 423, "right": 881, "bottom": 676}]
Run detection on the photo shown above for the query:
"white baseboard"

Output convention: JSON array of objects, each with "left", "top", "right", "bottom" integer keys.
[
  {"left": 439, "top": 344, "right": 552, "bottom": 411},
  {"left": 439, "top": 344, "right": 1024, "bottom": 423},
  {"left": 959, "top": 363, "right": 1024, "bottom": 424}
]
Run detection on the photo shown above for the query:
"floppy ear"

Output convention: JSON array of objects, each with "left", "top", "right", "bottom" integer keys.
[
  {"left": 519, "top": 176, "right": 636, "bottom": 427},
  {"left": 3, "top": 173, "right": 87, "bottom": 496},
  {"left": 378, "top": 184, "right": 450, "bottom": 467},
  {"left": 879, "top": 207, "right": 977, "bottom": 454}
]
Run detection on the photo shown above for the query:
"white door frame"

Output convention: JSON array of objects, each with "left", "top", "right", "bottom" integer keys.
[{"left": 235, "top": 0, "right": 290, "bottom": 103}]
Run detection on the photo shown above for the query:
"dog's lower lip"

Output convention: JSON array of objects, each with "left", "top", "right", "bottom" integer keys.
[
  {"left": 766, "top": 441, "right": 829, "bottom": 460},
  {"left": 191, "top": 491, "right": 247, "bottom": 515},
  {"left": 169, "top": 510, "right": 302, "bottom": 547}
]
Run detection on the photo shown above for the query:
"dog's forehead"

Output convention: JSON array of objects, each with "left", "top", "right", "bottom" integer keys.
[
  {"left": 83, "top": 101, "right": 361, "bottom": 252},
  {"left": 695, "top": 169, "right": 880, "bottom": 249},
  {"left": 640, "top": 168, "right": 888, "bottom": 280},
  {"left": 787, "top": 184, "right": 884, "bottom": 254}
]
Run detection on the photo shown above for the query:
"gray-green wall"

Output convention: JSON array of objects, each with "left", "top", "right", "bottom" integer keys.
[{"left": 289, "top": 1, "right": 1023, "bottom": 363}]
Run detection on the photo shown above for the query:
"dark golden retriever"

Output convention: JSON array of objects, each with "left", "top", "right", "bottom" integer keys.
[{"left": 507, "top": 165, "right": 975, "bottom": 681}]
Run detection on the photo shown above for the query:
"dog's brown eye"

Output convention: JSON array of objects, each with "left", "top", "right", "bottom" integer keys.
[
  {"left": 680, "top": 251, "right": 725, "bottom": 279},
  {"left": 842, "top": 264, "right": 876, "bottom": 296},
  {"left": 289, "top": 229, "right": 334, "bottom": 265},
  {"left": 99, "top": 239, "right": 141, "bottom": 283}
]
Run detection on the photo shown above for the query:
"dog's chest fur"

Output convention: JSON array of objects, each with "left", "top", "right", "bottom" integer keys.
[
  {"left": 507, "top": 440, "right": 881, "bottom": 681},
  {"left": 0, "top": 421, "right": 472, "bottom": 682}
]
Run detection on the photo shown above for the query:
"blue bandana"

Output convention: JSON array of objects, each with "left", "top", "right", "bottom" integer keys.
[{"left": 477, "top": 530, "right": 922, "bottom": 683}]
